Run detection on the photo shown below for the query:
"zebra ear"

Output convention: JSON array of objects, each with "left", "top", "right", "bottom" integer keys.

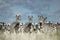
[
  {"left": 28, "top": 16, "right": 29, "bottom": 18},
  {"left": 38, "top": 15, "right": 41, "bottom": 18},
  {"left": 19, "top": 15, "right": 21, "bottom": 18},
  {"left": 38, "top": 16, "right": 39, "bottom": 17},
  {"left": 32, "top": 16, "right": 33, "bottom": 18},
  {"left": 16, "top": 15, "right": 17, "bottom": 17},
  {"left": 44, "top": 17, "right": 47, "bottom": 20}
]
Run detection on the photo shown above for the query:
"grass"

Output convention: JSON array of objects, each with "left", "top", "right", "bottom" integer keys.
[{"left": 0, "top": 30, "right": 59, "bottom": 40}]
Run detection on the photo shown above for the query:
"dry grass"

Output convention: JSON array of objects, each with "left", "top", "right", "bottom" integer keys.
[{"left": 0, "top": 30, "right": 59, "bottom": 40}]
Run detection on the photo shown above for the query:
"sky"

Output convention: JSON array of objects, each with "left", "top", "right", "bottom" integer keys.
[{"left": 0, "top": 0, "right": 60, "bottom": 24}]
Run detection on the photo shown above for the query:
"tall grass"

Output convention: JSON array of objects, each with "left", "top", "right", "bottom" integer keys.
[{"left": 0, "top": 30, "right": 59, "bottom": 40}]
